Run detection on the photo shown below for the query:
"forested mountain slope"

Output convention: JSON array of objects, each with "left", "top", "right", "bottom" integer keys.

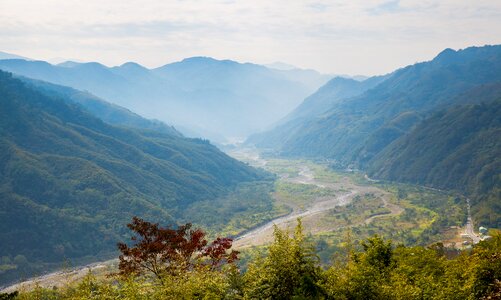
[
  {"left": 249, "top": 45, "right": 501, "bottom": 166},
  {"left": 247, "top": 75, "right": 388, "bottom": 148},
  {"left": 0, "top": 70, "right": 267, "bottom": 281},
  {"left": 20, "top": 77, "right": 181, "bottom": 136},
  {"left": 368, "top": 85, "right": 501, "bottom": 227}
]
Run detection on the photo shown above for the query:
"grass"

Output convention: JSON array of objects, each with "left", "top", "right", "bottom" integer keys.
[{"left": 275, "top": 181, "right": 337, "bottom": 209}]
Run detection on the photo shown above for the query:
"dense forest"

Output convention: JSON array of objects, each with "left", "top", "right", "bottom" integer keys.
[
  {"left": 5, "top": 219, "right": 501, "bottom": 299},
  {"left": 368, "top": 94, "right": 501, "bottom": 228},
  {"left": 0, "top": 71, "right": 274, "bottom": 284}
]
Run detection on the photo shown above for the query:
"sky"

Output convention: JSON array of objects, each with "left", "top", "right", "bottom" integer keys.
[{"left": 0, "top": 0, "right": 500, "bottom": 75}]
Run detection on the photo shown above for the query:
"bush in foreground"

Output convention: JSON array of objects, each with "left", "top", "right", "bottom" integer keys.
[{"left": 11, "top": 217, "right": 501, "bottom": 299}]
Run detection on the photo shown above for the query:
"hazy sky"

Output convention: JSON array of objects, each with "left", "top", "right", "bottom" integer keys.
[{"left": 0, "top": 0, "right": 500, "bottom": 75}]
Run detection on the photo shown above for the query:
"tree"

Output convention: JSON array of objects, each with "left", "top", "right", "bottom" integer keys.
[
  {"left": 244, "top": 219, "right": 324, "bottom": 299},
  {"left": 0, "top": 291, "right": 18, "bottom": 300},
  {"left": 117, "top": 217, "right": 238, "bottom": 281},
  {"left": 13, "top": 255, "right": 28, "bottom": 268}
]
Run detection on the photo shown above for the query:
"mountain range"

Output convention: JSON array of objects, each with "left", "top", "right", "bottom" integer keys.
[
  {"left": 0, "top": 51, "right": 30, "bottom": 61},
  {"left": 250, "top": 46, "right": 501, "bottom": 162},
  {"left": 0, "top": 57, "right": 332, "bottom": 142}
]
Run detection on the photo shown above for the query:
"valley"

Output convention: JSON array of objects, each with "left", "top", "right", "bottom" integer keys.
[
  {"left": 230, "top": 149, "right": 467, "bottom": 251},
  {"left": 231, "top": 149, "right": 401, "bottom": 248},
  {"left": 1, "top": 147, "right": 471, "bottom": 293}
]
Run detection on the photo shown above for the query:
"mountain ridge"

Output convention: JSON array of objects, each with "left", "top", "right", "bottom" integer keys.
[{"left": 0, "top": 56, "right": 332, "bottom": 140}]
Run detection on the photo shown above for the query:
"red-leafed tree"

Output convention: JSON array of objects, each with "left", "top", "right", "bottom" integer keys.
[{"left": 117, "top": 217, "right": 239, "bottom": 281}]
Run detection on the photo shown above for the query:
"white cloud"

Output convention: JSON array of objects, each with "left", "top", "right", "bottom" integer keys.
[{"left": 0, "top": 0, "right": 500, "bottom": 74}]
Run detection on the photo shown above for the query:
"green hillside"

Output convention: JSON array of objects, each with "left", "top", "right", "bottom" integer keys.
[
  {"left": 20, "top": 77, "right": 181, "bottom": 136},
  {"left": 368, "top": 92, "right": 501, "bottom": 228},
  {"left": 251, "top": 45, "right": 501, "bottom": 167},
  {"left": 0, "top": 70, "right": 270, "bottom": 283}
]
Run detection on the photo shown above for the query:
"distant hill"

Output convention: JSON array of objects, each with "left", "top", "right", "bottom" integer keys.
[
  {"left": 20, "top": 77, "right": 181, "bottom": 136},
  {"left": 0, "top": 57, "right": 329, "bottom": 140},
  {"left": 247, "top": 75, "right": 389, "bottom": 149},
  {"left": 368, "top": 85, "right": 501, "bottom": 228},
  {"left": 265, "top": 65, "right": 332, "bottom": 91},
  {"left": 0, "top": 70, "right": 267, "bottom": 282},
  {"left": 249, "top": 45, "right": 501, "bottom": 166}
]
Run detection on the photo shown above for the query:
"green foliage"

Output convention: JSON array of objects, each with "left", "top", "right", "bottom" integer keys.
[
  {"left": 275, "top": 181, "right": 337, "bottom": 209},
  {"left": 0, "top": 291, "right": 18, "bottom": 300},
  {"left": 244, "top": 220, "right": 325, "bottom": 299},
  {"left": 323, "top": 234, "right": 501, "bottom": 300},
  {"left": 180, "top": 181, "right": 284, "bottom": 237},
  {"left": 13, "top": 226, "right": 501, "bottom": 299}
]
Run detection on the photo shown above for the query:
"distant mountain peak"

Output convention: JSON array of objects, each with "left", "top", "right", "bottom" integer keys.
[
  {"left": 80, "top": 61, "right": 107, "bottom": 68},
  {"left": 328, "top": 76, "right": 359, "bottom": 84},
  {"left": 119, "top": 61, "right": 147, "bottom": 70},
  {"left": 433, "top": 48, "right": 457, "bottom": 64},
  {"left": 180, "top": 56, "right": 238, "bottom": 65},
  {"left": 432, "top": 45, "right": 501, "bottom": 66}
]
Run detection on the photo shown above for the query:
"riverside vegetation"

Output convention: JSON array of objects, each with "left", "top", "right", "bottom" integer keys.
[{"left": 4, "top": 218, "right": 501, "bottom": 299}]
